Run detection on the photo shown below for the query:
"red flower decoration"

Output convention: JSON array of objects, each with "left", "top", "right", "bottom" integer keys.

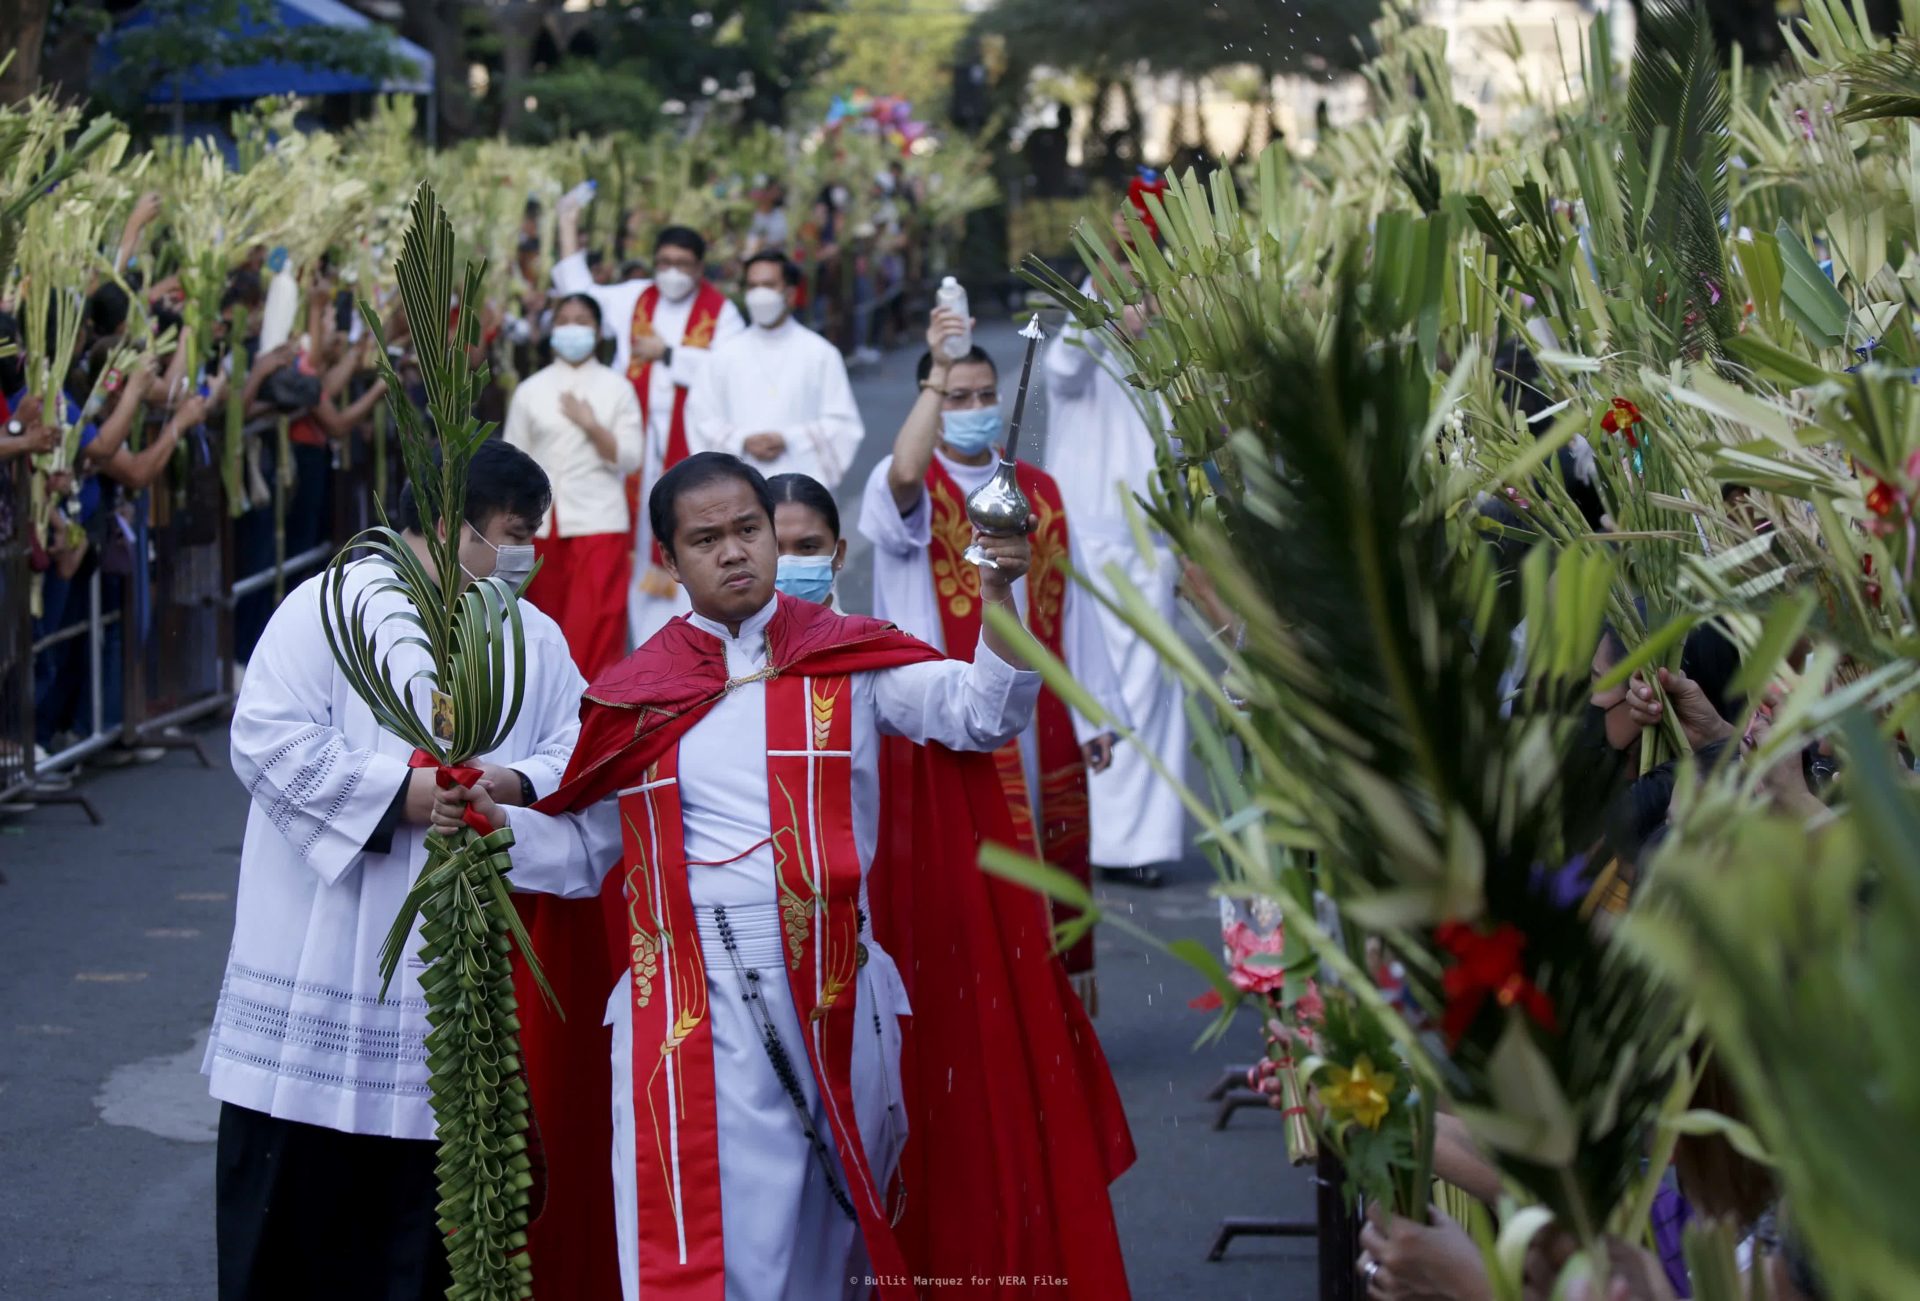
[
  {"left": 1866, "top": 477, "right": 1899, "bottom": 518},
  {"left": 1600, "top": 397, "right": 1643, "bottom": 449},
  {"left": 1434, "top": 921, "right": 1558, "bottom": 1049}
]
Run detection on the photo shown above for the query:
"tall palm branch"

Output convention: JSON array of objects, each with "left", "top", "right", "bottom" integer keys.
[{"left": 319, "top": 183, "right": 551, "bottom": 1301}]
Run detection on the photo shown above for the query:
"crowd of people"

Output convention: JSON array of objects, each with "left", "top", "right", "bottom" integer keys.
[
  {"left": 7, "top": 32, "right": 1901, "bottom": 1295},
  {"left": 0, "top": 158, "right": 1204, "bottom": 1297}
]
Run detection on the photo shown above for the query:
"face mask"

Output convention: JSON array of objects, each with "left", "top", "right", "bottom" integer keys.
[
  {"left": 941, "top": 408, "right": 1003, "bottom": 456},
  {"left": 465, "top": 529, "right": 538, "bottom": 589},
  {"left": 745, "top": 286, "right": 788, "bottom": 329},
  {"left": 550, "top": 323, "right": 598, "bottom": 364},
  {"left": 654, "top": 267, "right": 696, "bottom": 302},
  {"left": 775, "top": 553, "right": 836, "bottom": 604}
]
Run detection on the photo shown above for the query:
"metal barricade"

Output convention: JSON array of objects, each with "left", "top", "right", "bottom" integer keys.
[
  {"left": 1, "top": 462, "right": 35, "bottom": 809},
  {"left": 1, "top": 412, "right": 381, "bottom": 821}
]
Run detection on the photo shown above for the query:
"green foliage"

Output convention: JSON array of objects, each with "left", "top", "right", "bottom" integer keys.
[
  {"left": 980, "top": 0, "right": 1382, "bottom": 81},
  {"left": 793, "top": 0, "right": 973, "bottom": 112},
  {"left": 1002, "top": 3, "right": 1920, "bottom": 1291},
  {"left": 99, "top": 0, "right": 410, "bottom": 118},
  {"left": 1633, "top": 714, "right": 1920, "bottom": 1301},
  {"left": 513, "top": 62, "right": 665, "bottom": 145},
  {"left": 516, "top": 0, "right": 832, "bottom": 143}
]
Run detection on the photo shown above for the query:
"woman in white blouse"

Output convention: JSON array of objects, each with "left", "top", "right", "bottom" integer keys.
[{"left": 501, "top": 293, "right": 645, "bottom": 677}]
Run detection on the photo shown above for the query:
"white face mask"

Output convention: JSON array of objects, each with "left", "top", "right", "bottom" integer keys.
[
  {"left": 744, "top": 286, "right": 788, "bottom": 329},
  {"left": 654, "top": 266, "right": 696, "bottom": 302},
  {"left": 464, "top": 528, "right": 537, "bottom": 589},
  {"left": 550, "top": 323, "right": 598, "bottom": 364}
]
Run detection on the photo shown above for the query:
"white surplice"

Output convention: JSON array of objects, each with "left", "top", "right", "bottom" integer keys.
[
  {"left": 208, "top": 561, "right": 585, "bottom": 1140},
  {"left": 685, "top": 317, "right": 866, "bottom": 490},
  {"left": 1042, "top": 281, "right": 1189, "bottom": 867},
  {"left": 503, "top": 598, "right": 1040, "bottom": 1301},
  {"left": 857, "top": 448, "right": 1131, "bottom": 815},
  {"left": 550, "top": 253, "right": 749, "bottom": 645},
  {"left": 500, "top": 356, "right": 645, "bottom": 538}
]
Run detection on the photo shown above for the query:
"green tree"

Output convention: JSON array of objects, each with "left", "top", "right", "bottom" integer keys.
[
  {"left": 99, "top": 0, "right": 408, "bottom": 118},
  {"left": 980, "top": 0, "right": 1380, "bottom": 86},
  {"left": 514, "top": 0, "right": 831, "bottom": 142},
  {"left": 793, "top": 0, "right": 971, "bottom": 113}
]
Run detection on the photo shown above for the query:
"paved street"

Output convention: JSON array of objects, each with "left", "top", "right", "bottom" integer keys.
[{"left": 0, "top": 320, "right": 1317, "bottom": 1299}]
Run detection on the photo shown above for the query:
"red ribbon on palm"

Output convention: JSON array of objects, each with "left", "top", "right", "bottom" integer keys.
[
  {"left": 409, "top": 749, "right": 493, "bottom": 835},
  {"left": 1434, "top": 921, "right": 1558, "bottom": 1048}
]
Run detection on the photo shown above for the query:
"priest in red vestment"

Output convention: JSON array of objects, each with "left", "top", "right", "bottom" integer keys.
[{"left": 438, "top": 453, "right": 1134, "bottom": 1300}]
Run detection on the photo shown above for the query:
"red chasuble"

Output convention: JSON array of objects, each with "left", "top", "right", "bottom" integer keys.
[
  {"left": 919, "top": 456, "right": 1096, "bottom": 980},
  {"left": 511, "top": 595, "right": 1133, "bottom": 1301},
  {"left": 627, "top": 282, "right": 729, "bottom": 585}
]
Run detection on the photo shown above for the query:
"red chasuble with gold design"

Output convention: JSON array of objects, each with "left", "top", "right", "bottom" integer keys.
[
  {"left": 922, "top": 456, "right": 1095, "bottom": 978},
  {"left": 626, "top": 282, "right": 728, "bottom": 572},
  {"left": 512, "top": 596, "right": 1134, "bottom": 1301}
]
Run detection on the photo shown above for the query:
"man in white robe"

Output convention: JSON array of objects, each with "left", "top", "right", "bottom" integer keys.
[
  {"left": 1043, "top": 270, "right": 1189, "bottom": 884},
  {"left": 208, "top": 441, "right": 585, "bottom": 1301},
  {"left": 686, "top": 251, "right": 865, "bottom": 491},
  {"left": 552, "top": 196, "right": 747, "bottom": 645},
  {"left": 437, "top": 453, "right": 1043, "bottom": 1301}
]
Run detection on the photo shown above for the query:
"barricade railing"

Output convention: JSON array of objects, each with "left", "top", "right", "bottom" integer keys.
[
  {"left": 1, "top": 414, "right": 382, "bottom": 820},
  {"left": 1, "top": 463, "right": 36, "bottom": 813}
]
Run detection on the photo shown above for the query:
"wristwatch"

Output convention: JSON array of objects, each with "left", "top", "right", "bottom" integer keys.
[
  {"left": 661, "top": 345, "right": 674, "bottom": 367},
  {"left": 5, "top": 419, "right": 21, "bottom": 438},
  {"left": 515, "top": 770, "right": 535, "bottom": 806}
]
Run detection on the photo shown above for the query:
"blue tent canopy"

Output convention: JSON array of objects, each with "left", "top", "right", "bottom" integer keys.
[{"left": 96, "top": 0, "right": 433, "bottom": 104}]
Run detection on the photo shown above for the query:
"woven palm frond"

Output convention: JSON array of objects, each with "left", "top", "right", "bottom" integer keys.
[{"left": 321, "top": 184, "right": 548, "bottom": 1301}]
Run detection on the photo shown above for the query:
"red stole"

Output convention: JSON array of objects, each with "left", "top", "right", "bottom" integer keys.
[
  {"left": 924, "top": 456, "right": 1095, "bottom": 977},
  {"left": 514, "top": 595, "right": 1133, "bottom": 1301},
  {"left": 628, "top": 281, "right": 727, "bottom": 575}
]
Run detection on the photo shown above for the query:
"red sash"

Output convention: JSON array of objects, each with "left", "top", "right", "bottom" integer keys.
[
  {"left": 517, "top": 596, "right": 1133, "bottom": 1300},
  {"left": 613, "top": 673, "right": 910, "bottom": 1298},
  {"left": 629, "top": 281, "right": 727, "bottom": 573},
  {"left": 925, "top": 457, "right": 1095, "bottom": 976}
]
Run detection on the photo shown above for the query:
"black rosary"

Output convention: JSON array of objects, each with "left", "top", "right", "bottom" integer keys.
[{"left": 711, "top": 903, "right": 858, "bottom": 1222}]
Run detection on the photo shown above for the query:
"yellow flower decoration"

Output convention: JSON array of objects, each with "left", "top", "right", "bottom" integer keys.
[{"left": 1321, "top": 1054, "right": 1396, "bottom": 1131}]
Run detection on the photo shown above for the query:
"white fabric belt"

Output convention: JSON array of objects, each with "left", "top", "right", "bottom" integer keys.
[{"left": 695, "top": 903, "right": 786, "bottom": 969}]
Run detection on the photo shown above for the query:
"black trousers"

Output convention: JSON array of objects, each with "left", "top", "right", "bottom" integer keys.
[{"left": 216, "top": 1103, "right": 450, "bottom": 1301}]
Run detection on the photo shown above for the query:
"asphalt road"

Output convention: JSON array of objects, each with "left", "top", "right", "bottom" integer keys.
[{"left": 0, "top": 319, "right": 1318, "bottom": 1300}]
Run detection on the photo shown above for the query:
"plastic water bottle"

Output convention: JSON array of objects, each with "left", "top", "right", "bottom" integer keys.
[
  {"left": 935, "top": 277, "right": 971, "bottom": 360},
  {"left": 564, "top": 179, "right": 597, "bottom": 211}
]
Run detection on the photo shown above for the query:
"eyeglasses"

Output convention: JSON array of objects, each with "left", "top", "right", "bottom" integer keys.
[{"left": 942, "top": 387, "right": 999, "bottom": 408}]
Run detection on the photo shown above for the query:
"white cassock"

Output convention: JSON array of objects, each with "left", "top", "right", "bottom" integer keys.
[
  {"left": 857, "top": 448, "right": 1131, "bottom": 814},
  {"left": 1042, "top": 283, "right": 1189, "bottom": 867},
  {"left": 551, "top": 253, "right": 749, "bottom": 646},
  {"left": 209, "top": 561, "right": 584, "bottom": 1139},
  {"left": 505, "top": 599, "right": 1039, "bottom": 1301},
  {"left": 686, "top": 318, "right": 866, "bottom": 490}
]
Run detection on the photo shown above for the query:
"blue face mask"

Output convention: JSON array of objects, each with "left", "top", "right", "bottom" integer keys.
[
  {"left": 775, "top": 553, "right": 836, "bottom": 604},
  {"left": 551, "top": 323, "right": 599, "bottom": 364},
  {"left": 941, "top": 408, "right": 1002, "bottom": 456}
]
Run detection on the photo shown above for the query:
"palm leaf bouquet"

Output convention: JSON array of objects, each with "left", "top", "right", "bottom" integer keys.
[
  {"left": 15, "top": 160, "right": 121, "bottom": 470},
  {"left": 1006, "top": 258, "right": 1692, "bottom": 1256},
  {"left": 148, "top": 132, "right": 296, "bottom": 516},
  {"left": 320, "top": 183, "right": 554, "bottom": 1301}
]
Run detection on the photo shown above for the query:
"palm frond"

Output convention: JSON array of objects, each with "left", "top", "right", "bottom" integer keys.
[
  {"left": 1626, "top": 0, "right": 1736, "bottom": 357},
  {"left": 1836, "top": 41, "right": 1920, "bottom": 123}
]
